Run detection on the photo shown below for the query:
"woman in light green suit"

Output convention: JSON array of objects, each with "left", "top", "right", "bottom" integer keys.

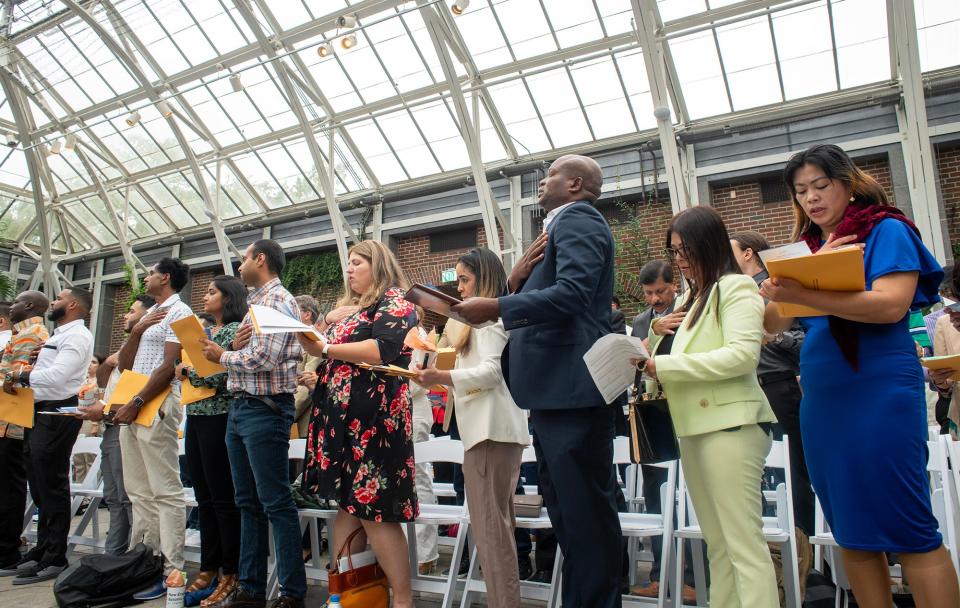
[{"left": 641, "top": 206, "right": 779, "bottom": 607}]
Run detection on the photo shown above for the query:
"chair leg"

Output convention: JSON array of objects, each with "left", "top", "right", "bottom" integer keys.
[
  {"left": 459, "top": 545, "right": 481, "bottom": 608},
  {"left": 691, "top": 540, "right": 708, "bottom": 607},
  {"left": 547, "top": 550, "right": 564, "bottom": 608},
  {"left": 781, "top": 540, "right": 802, "bottom": 608},
  {"left": 441, "top": 522, "right": 469, "bottom": 608},
  {"left": 673, "top": 537, "right": 685, "bottom": 608}
]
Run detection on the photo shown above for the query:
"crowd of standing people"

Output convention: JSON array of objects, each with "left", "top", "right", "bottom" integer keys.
[{"left": 0, "top": 144, "right": 958, "bottom": 608}]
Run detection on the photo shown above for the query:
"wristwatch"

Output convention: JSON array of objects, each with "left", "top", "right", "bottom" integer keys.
[
  {"left": 321, "top": 342, "right": 331, "bottom": 359},
  {"left": 132, "top": 395, "right": 145, "bottom": 409}
]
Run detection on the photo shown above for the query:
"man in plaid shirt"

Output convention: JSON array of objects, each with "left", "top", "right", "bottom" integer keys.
[
  {"left": 0, "top": 292, "right": 49, "bottom": 573},
  {"left": 201, "top": 239, "right": 305, "bottom": 608}
]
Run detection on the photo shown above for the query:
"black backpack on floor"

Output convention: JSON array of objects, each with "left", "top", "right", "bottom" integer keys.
[{"left": 53, "top": 543, "right": 163, "bottom": 608}]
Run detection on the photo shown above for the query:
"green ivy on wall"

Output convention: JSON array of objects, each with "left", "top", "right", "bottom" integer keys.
[
  {"left": 281, "top": 251, "right": 343, "bottom": 297},
  {"left": 122, "top": 263, "right": 146, "bottom": 309}
]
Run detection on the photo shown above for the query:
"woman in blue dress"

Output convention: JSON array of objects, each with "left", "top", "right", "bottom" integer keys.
[{"left": 760, "top": 144, "right": 959, "bottom": 607}]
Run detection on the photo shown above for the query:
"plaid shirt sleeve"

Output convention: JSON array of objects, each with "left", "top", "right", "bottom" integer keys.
[{"left": 220, "top": 290, "right": 300, "bottom": 373}]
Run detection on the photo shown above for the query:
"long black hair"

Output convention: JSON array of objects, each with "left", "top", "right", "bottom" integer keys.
[
  {"left": 666, "top": 206, "right": 741, "bottom": 327},
  {"left": 210, "top": 275, "right": 249, "bottom": 325}
]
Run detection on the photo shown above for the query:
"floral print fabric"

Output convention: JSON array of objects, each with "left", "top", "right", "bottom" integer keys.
[{"left": 304, "top": 288, "right": 419, "bottom": 522}]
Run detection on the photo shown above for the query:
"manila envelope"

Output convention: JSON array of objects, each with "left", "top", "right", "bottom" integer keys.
[
  {"left": 180, "top": 350, "right": 217, "bottom": 406},
  {"left": 171, "top": 315, "right": 225, "bottom": 377},
  {"left": 0, "top": 387, "right": 34, "bottom": 428},
  {"left": 105, "top": 370, "right": 171, "bottom": 427}
]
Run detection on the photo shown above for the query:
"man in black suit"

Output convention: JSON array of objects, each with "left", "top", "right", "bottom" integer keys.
[
  {"left": 630, "top": 260, "right": 676, "bottom": 342},
  {"left": 453, "top": 154, "right": 622, "bottom": 607}
]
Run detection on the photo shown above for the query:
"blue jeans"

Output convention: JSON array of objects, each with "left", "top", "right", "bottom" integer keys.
[{"left": 226, "top": 394, "right": 306, "bottom": 599}]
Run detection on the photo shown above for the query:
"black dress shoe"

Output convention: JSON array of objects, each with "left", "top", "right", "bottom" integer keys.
[
  {"left": 269, "top": 597, "right": 304, "bottom": 608},
  {"left": 518, "top": 555, "right": 533, "bottom": 581},
  {"left": 528, "top": 569, "right": 553, "bottom": 584},
  {"left": 210, "top": 587, "right": 266, "bottom": 608}
]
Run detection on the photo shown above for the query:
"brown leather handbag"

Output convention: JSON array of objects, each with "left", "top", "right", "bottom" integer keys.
[{"left": 327, "top": 528, "right": 389, "bottom": 607}]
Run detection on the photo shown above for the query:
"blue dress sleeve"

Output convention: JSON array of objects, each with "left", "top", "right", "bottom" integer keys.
[{"left": 863, "top": 218, "right": 943, "bottom": 309}]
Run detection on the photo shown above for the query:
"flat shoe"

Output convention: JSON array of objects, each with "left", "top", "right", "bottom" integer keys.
[{"left": 188, "top": 570, "right": 218, "bottom": 592}]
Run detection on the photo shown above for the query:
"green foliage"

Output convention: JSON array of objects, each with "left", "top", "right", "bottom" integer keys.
[
  {"left": 0, "top": 271, "right": 16, "bottom": 300},
  {"left": 281, "top": 252, "right": 343, "bottom": 297},
  {"left": 122, "top": 263, "right": 146, "bottom": 310},
  {"left": 607, "top": 174, "right": 662, "bottom": 305},
  {"left": 953, "top": 241, "right": 960, "bottom": 262}
]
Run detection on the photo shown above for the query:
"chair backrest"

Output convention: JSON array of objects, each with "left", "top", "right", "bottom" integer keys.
[
  {"left": 289, "top": 438, "right": 307, "bottom": 461},
  {"left": 941, "top": 437, "right": 960, "bottom": 575},
  {"left": 72, "top": 435, "right": 101, "bottom": 458},
  {"left": 521, "top": 444, "right": 536, "bottom": 463},
  {"left": 927, "top": 438, "right": 959, "bottom": 574},
  {"left": 178, "top": 437, "right": 186, "bottom": 456},
  {"left": 70, "top": 436, "right": 103, "bottom": 489},
  {"left": 414, "top": 438, "right": 464, "bottom": 465},
  {"left": 613, "top": 436, "right": 631, "bottom": 464}
]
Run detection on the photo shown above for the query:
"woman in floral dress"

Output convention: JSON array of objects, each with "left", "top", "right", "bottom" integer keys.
[{"left": 299, "top": 240, "right": 418, "bottom": 608}]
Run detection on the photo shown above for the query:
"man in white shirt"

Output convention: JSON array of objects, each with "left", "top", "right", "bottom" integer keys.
[
  {"left": 0, "top": 302, "right": 12, "bottom": 351},
  {"left": 3, "top": 287, "right": 94, "bottom": 584},
  {"left": 115, "top": 258, "right": 193, "bottom": 600}
]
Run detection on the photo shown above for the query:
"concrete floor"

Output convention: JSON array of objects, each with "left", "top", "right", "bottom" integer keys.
[{"left": 3, "top": 509, "right": 557, "bottom": 607}]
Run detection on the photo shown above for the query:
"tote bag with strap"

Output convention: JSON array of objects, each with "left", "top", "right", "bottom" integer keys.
[{"left": 327, "top": 527, "right": 389, "bottom": 607}]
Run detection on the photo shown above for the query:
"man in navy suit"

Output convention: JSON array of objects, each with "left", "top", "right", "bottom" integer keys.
[{"left": 453, "top": 154, "right": 622, "bottom": 607}]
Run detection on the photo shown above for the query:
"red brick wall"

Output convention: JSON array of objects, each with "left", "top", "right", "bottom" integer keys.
[
  {"left": 107, "top": 283, "right": 132, "bottom": 354},
  {"left": 711, "top": 155, "right": 895, "bottom": 246},
  {"left": 188, "top": 270, "right": 216, "bottom": 312},
  {"left": 396, "top": 225, "right": 504, "bottom": 287},
  {"left": 936, "top": 143, "right": 960, "bottom": 255}
]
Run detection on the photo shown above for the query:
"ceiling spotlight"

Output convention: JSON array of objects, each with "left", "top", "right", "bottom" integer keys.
[
  {"left": 230, "top": 73, "right": 243, "bottom": 93},
  {"left": 50, "top": 139, "right": 62, "bottom": 155},
  {"left": 64, "top": 134, "right": 77, "bottom": 152},
  {"left": 337, "top": 14, "right": 357, "bottom": 29},
  {"left": 340, "top": 34, "right": 357, "bottom": 50},
  {"left": 5, "top": 132, "right": 17, "bottom": 147},
  {"left": 318, "top": 42, "right": 333, "bottom": 58},
  {"left": 156, "top": 99, "right": 173, "bottom": 118},
  {"left": 451, "top": 0, "right": 470, "bottom": 15},
  {"left": 125, "top": 111, "right": 141, "bottom": 127}
]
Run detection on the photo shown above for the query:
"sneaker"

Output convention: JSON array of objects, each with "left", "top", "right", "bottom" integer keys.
[
  {"left": 0, "top": 557, "right": 37, "bottom": 578},
  {"left": 12, "top": 562, "right": 66, "bottom": 585},
  {"left": 132, "top": 577, "right": 167, "bottom": 600}
]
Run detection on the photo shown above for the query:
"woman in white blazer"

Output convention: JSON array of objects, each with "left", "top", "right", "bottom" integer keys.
[{"left": 413, "top": 247, "right": 529, "bottom": 608}]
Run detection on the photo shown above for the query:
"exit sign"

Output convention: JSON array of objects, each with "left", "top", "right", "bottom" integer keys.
[{"left": 441, "top": 268, "right": 457, "bottom": 283}]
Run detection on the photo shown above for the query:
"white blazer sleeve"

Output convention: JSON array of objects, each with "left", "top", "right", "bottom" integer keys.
[{"left": 449, "top": 322, "right": 508, "bottom": 394}]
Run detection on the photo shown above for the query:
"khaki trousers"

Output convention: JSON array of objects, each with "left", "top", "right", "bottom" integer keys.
[
  {"left": 120, "top": 393, "right": 185, "bottom": 574},
  {"left": 462, "top": 440, "right": 524, "bottom": 608},
  {"left": 678, "top": 424, "right": 779, "bottom": 608}
]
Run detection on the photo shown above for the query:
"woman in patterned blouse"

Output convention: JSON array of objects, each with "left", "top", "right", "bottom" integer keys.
[
  {"left": 176, "top": 275, "right": 247, "bottom": 606},
  {"left": 299, "top": 240, "right": 418, "bottom": 608}
]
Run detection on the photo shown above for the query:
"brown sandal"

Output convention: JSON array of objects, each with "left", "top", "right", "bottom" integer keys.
[
  {"left": 186, "top": 570, "right": 217, "bottom": 593},
  {"left": 201, "top": 573, "right": 238, "bottom": 607}
]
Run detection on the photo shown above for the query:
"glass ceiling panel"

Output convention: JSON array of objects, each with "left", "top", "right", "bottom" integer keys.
[
  {"left": 831, "top": 0, "right": 890, "bottom": 88},
  {"left": 772, "top": 2, "right": 837, "bottom": 100},
  {"left": 525, "top": 67, "right": 593, "bottom": 148},
  {"left": 454, "top": 4, "right": 512, "bottom": 70},
  {"left": 140, "top": 178, "right": 199, "bottom": 229},
  {"left": 671, "top": 30, "right": 731, "bottom": 118},
  {"left": 487, "top": 79, "right": 552, "bottom": 154},
  {"left": 492, "top": 1, "right": 557, "bottom": 60},
  {"left": 0, "top": 199, "right": 36, "bottom": 240},
  {"left": 657, "top": 0, "right": 707, "bottom": 22},
  {"left": 199, "top": 164, "right": 259, "bottom": 219},
  {"left": 716, "top": 16, "right": 782, "bottom": 110},
  {"left": 345, "top": 118, "right": 409, "bottom": 185},
  {"left": 915, "top": 0, "right": 960, "bottom": 72},
  {"left": 570, "top": 56, "right": 639, "bottom": 140},
  {"left": 0, "top": 149, "right": 31, "bottom": 188},
  {"left": 231, "top": 151, "right": 295, "bottom": 209},
  {"left": 541, "top": 0, "right": 605, "bottom": 48},
  {"left": 67, "top": 198, "right": 119, "bottom": 245}
]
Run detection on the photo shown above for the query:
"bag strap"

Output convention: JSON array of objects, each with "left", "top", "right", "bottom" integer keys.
[{"left": 333, "top": 526, "right": 366, "bottom": 574}]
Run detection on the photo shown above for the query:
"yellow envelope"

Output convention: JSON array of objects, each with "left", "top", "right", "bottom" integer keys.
[
  {"left": 921, "top": 354, "right": 960, "bottom": 381},
  {"left": 765, "top": 246, "right": 866, "bottom": 317},
  {"left": 180, "top": 350, "right": 217, "bottom": 406},
  {"left": 170, "top": 315, "right": 225, "bottom": 377},
  {"left": 0, "top": 387, "right": 34, "bottom": 428},
  {"left": 435, "top": 347, "right": 457, "bottom": 371},
  {"left": 104, "top": 370, "right": 171, "bottom": 427}
]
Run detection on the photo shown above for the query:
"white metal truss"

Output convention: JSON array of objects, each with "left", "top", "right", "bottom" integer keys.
[
  {"left": 632, "top": 0, "right": 688, "bottom": 214},
  {"left": 888, "top": 0, "right": 947, "bottom": 263},
  {"left": 418, "top": 0, "right": 517, "bottom": 262}
]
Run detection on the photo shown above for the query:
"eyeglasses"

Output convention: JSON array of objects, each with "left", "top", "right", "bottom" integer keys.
[{"left": 664, "top": 245, "right": 690, "bottom": 260}]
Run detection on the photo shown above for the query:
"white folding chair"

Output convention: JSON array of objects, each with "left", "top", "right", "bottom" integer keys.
[
  {"left": 613, "top": 437, "right": 679, "bottom": 608},
  {"left": 944, "top": 436, "right": 960, "bottom": 577},
  {"left": 61, "top": 436, "right": 105, "bottom": 556},
  {"left": 674, "top": 438, "right": 802, "bottom": 608}
]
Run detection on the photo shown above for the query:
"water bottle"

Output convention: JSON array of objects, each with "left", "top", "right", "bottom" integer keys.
[{"left": 328, "top": 594, "right": 342, "bottom": 608}]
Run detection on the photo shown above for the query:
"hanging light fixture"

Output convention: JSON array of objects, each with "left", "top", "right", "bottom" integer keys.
[
  {"left": 156, "top": 99, "right": 173, "bottom": 118},
  {"left": 451, "top": 0, "right": 470, "bottom": 15},
  {"left": 337, "top": 14, "right": 357, "bottom": 28},
  {"left": 63, "top": 134, "right": 77, "bottom": 152},
  {"left": 125, "top": 111, "right": 141, "bottom": 127},
  {"left": 40, "top": 143, "right": 51, "bottom": 156},
  {"left": 318, "top": 42, "right": 334, "bottom": 58},
  {"left": 50, "top": 139, "right": 62, "bottom": 154},
  {"left": 230, "top": 73, "right": 243, "bottom": 93},
  {"left": 340, "top": 34, "right": 357, "bottom": 50},
  {"left": 5, "top": 132, "right": 17, "bottom": 147}
]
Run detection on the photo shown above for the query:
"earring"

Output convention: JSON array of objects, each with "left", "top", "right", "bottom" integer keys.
[{"left": 849, "top": 195, "right": 855, "bottom": 202}]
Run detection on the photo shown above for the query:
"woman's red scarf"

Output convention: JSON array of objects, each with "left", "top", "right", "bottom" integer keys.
[{"left": 800, "top": 199, "right": 920, "bottom": 371}]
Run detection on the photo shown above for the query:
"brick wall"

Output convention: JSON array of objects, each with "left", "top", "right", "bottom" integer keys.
[
  {"left": 711, "top": 155, "right": 895, "bottom": 247},
  {"left": 107, "top": 283, "right": 131, "bottom": 354},
  {"left": 936, "top": 143, "right": 960, "bottom": 254},
  {"left": 188, "top": 269, "right": 216, "bottom": 312},
  {"left": 396, "top": 224, "right": 505, "bottom": 287}
]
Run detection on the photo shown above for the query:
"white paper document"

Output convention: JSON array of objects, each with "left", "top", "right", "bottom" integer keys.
[
  {"left": 249, "top": 304, "right": 324, "bottom": 341},
  {"left": 942, "top": 296, "right": 960, "bottom": 312},
  {"left": 756, "top": 241, "right": 812, "bottom": 266},
  {"left": 583, "top": 333, "right": 650, "bottom": 404}
]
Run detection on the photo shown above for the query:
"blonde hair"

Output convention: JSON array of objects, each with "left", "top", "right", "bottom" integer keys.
[{"left": 337, "top": 240, "right": 411, "bottom": 308}]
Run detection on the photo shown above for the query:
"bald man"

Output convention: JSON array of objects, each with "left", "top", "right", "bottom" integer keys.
[
  {"left": 0, "top": 291, "right": 49, "bottom": 576},
  {"left": 453, "top": 155, "right": 623, "bottom": 607}
]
